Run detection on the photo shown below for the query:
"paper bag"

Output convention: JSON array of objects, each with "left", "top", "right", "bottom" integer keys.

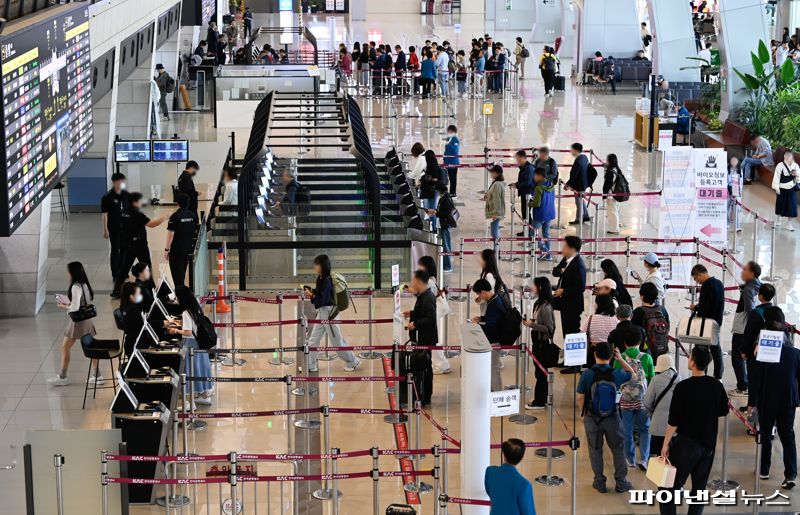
[{"left": 646, "top": 456, "right": 676, "bottom": 488}]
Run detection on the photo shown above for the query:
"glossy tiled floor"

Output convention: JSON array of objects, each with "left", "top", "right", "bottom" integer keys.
[{"left": 2, "top": 24, "right": 800, "bottom": 513}]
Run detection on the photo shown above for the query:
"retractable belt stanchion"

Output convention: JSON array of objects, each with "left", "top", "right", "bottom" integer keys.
[
  {"left": 229, "top": 452, "right": 238, "bottom": 515},
  {"left": 763, "top": 222, "right": 781, "bottom": 282},
  {"left": 535, "top": 370, "right": 566, "bottom": 483},
  {"left": 295, "top": 341, "right": 320, "bottom": 430},
  {"left": 101, "top": 451, "right": 109, "bottom": 515},
  {"left": 360, "top": 289, "right": 383, "bottom": 359},
  {"left": 441, "top": 428, "right": 449, "bottom": 515},
  {"left": 413, "top": 399, "right": 425, "bottom": 461},
  {"left": 371, "top": 447, "right": 380, "bottom": 515},
  {"left": 730, "top": 201, "right": 742, "bottom": 254},
  {"left": 54, "top": 454, "right": 65, "bottom": 515},
  {"left": 285, "top": 375, "right": 293, "bottom": 452},
  {"left": 433, "top": 446, "right": 441, "bottom": 515},
  {"left": 753, "top": 430, "right": 762, "bottom": 515},
  {"left": 209, "top": 290, "right": 220, "bottom": 363},
  {"left": 454, "top": 238, "right": 466, "bottom": 302},
  {"left": 222, "top": 297, "right": 245, "bottom": 367},
  {"left": 313, "top": 407, "right": 341, "bottom": 500},
  {"left": 270, "top": 293, "right": 293, "bottom": 366},
  {"left": 510, "top": 340, "right": 535, "bottom": 424},
  {"left": 707, "top": 413, "right": 739, "bottom": 491},
  {"left": 187, "top": 348, "right": 207, "bottom": 431},
  {"left": 292, "top": 317, "right": 317, "bottom": 396},
  {"left": 752, "top": 212, "right": 760, "bottom": 262},
  {"left": 554, "top": 181, "right": 563, "bottom": 230}
]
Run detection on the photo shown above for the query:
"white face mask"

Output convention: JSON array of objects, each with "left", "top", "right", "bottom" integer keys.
[
  {"left": 120, "top": 182, "right": 127, "bottom": 190},
  {"left": 447, "top": 133, "right": 455, "bottom": 138},
  {"left": 133, "top": 294, "right": 143, "bottom": 304}
]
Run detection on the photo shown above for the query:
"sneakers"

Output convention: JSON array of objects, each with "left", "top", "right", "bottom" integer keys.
[
  {"left": 615, "top": 481, "right": 632, "bottom": 493},
  {"left": 606, "top": 230, "right": 620, "bottom": 235},
  {"left": 781, "top": 478, "right": 796, "bottom": 490},
  {"left": 760, "top": 473, "right": 770, "bottom": 480},
  {"left": 433, "top": 366, "right": 452, "bottom": 375},
  {"left": 728, "top": 388, "right": 748, "bottom": 398},
  {"left": 344, "top": 359, "right": 361, "bottom": 372},
  {"left": 109, "top": 291, "right": 120, "bottom": 299},
  {"left": 88, "top": 374, "right": 105, "bottom": 385},
  {"left": 307, "top": 365, "right": 319, "bottom": 373},
  {"left": 592, "top": 481, "right": 607, "bottom": 493},
  {"left": 443, "top": 268, "right": 454, "bottom": 273},
  {"left": 525, "top": 401, "right": 546, "bottom": 411},
  {"left": 48, "top": 375, "right": 69, "bottom": 387},
  {"left": 568, "top": 220, "right": 581, "bottom": 225},
  {"left": 195, "top": 396, "right": 212, "bottom": 406},
  {"left": 626, "top": 460, "right": 637, "bottom": 468},
  {"left": 638, "top": 462, "right": 648, "bottom": 472}
]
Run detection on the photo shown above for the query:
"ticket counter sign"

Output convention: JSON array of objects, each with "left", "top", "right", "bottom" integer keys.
[
  {"left": 563, "top": 333, "right": 588, "bottom": 367},
  {"left": 756, "top": 330, "right": 784, "bottom": 363}
]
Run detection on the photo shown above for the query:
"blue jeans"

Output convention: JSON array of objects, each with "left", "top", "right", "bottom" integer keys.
[
  {"left": 489, "top": 218, "right": 501, "bottom": 241},
  {"left": 530, "top": 219, "right": 551, "bottom": 256},
  {"left": 439, "top": 227, "right": 452, "bottom": 270},
  {"left": 457, "top": 80, "right": 466, "bottom": 94},
  {"left": 423, "top": 197, "right": 438, "bottom": 231},
  {"left": 621, "top": 408, "right": 651, "bottom": 465},
  {"left": 437, "top": 72, "right": 449, "bottom": 96},
  {"left": 742, "top": 156, "right": 764, "bottom": 181}
]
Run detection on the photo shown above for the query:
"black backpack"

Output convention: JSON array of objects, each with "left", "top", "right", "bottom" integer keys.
[
  {"left": 612, "top": 170, "right": 631, "bottom": 202},
  {"left": 543, "top": 54, "right": 557, "bottom": 71},
  {"left": 195, "top": 312, "right": 218, "bottom": 350},
  {"left": 587, "top": 164, "right": 598, "bottom": 189},
  {"left": 165, "top": 75, "right": 176, "bottom": 93},
  {"left": 497, "top": 296, "right": 523, "bottom": 345},
  {"left": 521, "top": 46, "right": 530, "bottom": 58}
]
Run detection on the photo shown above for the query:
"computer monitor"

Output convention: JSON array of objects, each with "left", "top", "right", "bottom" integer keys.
[
  {"left": 152, "top": 139, "right": 189, "bottom": 162},
  {"left": 114, "top": 140, "right": 152, "bottom": 162}
]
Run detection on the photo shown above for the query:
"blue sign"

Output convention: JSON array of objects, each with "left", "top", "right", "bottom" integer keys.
[{"left": 563, "top": 333, "right": 588, "bottom": 367}]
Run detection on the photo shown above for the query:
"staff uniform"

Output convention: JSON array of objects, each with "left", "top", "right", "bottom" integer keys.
[
  {"left": 167, "top": 208, "right": 198, "bottom": 289},
  {"left": 177, "top": 171, "right": 199, "bottom": 215},
  {"left": 101, "top": 188, "right": 129, "bottom": 280},
  {"left": 114, "top": 207, "right": 153, "bottom": 294},
  {"left": 122, "top": 304, "right": 145, "bottom": 357}
]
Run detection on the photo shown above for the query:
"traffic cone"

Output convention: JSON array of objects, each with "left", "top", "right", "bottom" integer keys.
[{"left": 216, "top": 242, "right": 231, "bottom": 313}]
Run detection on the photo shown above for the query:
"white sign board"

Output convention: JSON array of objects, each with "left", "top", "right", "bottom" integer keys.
[
  {"left": 454, "top": 23, "right": 462, "bottom": 33},
  {"left": 658, "top": 129, "right": 674, "bottom": 150},
  {"left": 693, "top": 148, "right": 728, "bottom": 248},
  {"left": 756, "top": 330, "right": 784, "bottom": 363},
  {"left": 563, "top": 333, "right": 588, "bottom": 367},
  {"left": 489, "top": 389, "right": 520, "bottom": 417},
  {"left": 391, "top": 264, "right": 400, "bottom": 288}
]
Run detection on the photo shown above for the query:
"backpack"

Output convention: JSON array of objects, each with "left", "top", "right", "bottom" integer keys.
[
  {"left": 448, "top": 57, "right": 457, "bottom": 74},
  {"left": 612, "top": 170, "right": 631, "bottom": 202},
  {"left": 585, "top": 366, "right": 618, "bottom": 420},
  {"left": 295, "top": 183, "right": 311, "bottom": 216},
  {"left": 498, "top": 297, "right": 523, "bottom": 346},
  {"left": 521, "top": 46, "right": 530, "bottom": 58},
  {"left": 331, "top": 272, "right": 351, "bottom": 313},
  {"left": 165, "top": 75, "right": 176, "bottom": 93},
  {"left": 194, "top": 312, "right": 218, "bottom": 350},
  {"left": 642, "top": 305, "right": 669, "bottom": 356},
  {"left": 543, "top": 54, "right": 557, "bottom": 71},
  {"left": 587, "top": 164, "right": 598, "bottom": 189},
  {"left": 619, "top": 352, "right": 648, "bottom": 403}
]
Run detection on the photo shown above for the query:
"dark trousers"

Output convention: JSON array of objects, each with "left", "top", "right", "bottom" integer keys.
[
  {"left": 758, "top": 405, "right": 797, "bottom": 480},
  {"left": 169, "top": 252, "right": 189, "bottom": 289},
  {"left": 114, "top": 242, "right": 151, "bottom": 293},
  {"left": 243, "top": 23, "right": 252, "bottom": 39},
  {"left": 709, "top": 343, "right": 723, "bottom": 380},
  {"left": 520, "top": 194, "right": 529, "bottom": 222},
  {"left": 447, "top": 167, "right": 458, "bottom": 195},
  {"left": 560, "top": 309, "right": 581, "bottom": 338},
  {"left": 650, "top": 435, "right": 666, "bottom": 458},
  {"left": 532, "top": 357, "right": 547, "bottom": 405},
  {"left": 397, "top": 351, "right": 433, "bottom": 406},
  {"left": 421, "top": 78, "right": 433, "bottom": 98},
  {"left": 542, "top": 69, "right": 555, "bottom": 93},
  {"left": 109, "top": 231, "right": 121, "bottom": 280},
  {"left": 658, "top": 436, "right": 715, "bottom": 515},
  {"left": 730, "top": 333, "right": 748, "bottom": 391}
]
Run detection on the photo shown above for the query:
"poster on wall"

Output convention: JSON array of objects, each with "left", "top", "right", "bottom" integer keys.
[{"left": 693, "top": 148, "right": 728, "bottom": 248}]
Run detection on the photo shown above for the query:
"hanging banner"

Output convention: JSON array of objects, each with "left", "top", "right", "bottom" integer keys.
[{"left": 693, "top": 148, "right": 728, "bottom": 248}]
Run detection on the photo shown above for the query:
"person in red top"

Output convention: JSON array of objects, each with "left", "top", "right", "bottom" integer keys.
[{"left": 408, "top": 46, "right": 420, "bottom": 95}]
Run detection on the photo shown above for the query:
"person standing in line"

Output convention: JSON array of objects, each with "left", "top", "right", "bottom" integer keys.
[
  {"left": 675, "top": 101, "right": 692, "bottom": 145},
  {"left": 601, "top": 154, "right": 624, "bottom": 234},
  {"left": 426, "top": 182, "right": 457, "bottom": 273},
  {"left": 164, "top": 194, "right": 199, "bottom": 289},
  {"left": 352, "top": 42, "right": 362, "bottom": 84},
  {"left": 740, "top": 283, "right": 777, "bottom": 406},
  {"left": 112, "top": 193, "right": 168, "bottom": 296},
  {"left": 580, "top": 294, "right": 619, "bottom": 368},
  {"left": 393, "top": 44, "right": 407, "bottom": 95},
  {"left": 772, "top": 150, "right": 799, "bottom": 231},
  {"left": 101, "top": 172, "right": 129, "bottom": 289},
  {"left": 178, "top": 160, "right": 201, "bottom": 216},
  {"left": 339, "top": 48, "right": 353, "bottom": 80},
  {"left": 729, "top": 261, "right": 762, "bottom": 397},
  {"left": 513, "top": 37, "right": 528, "bottom": 79},
  {"left": 747, "top": 305, "right": 799, "bottom": 489},
  {"left": 631, "top": 282, "right": 671, "bottom": 362},
  {"left": 658, "top": 347, "right": 728, "bottom": 515},
  {"left": 471, "top": 278, "right": 508, "bottom": 392},
  {"left": 742, "top": 134, "right": 774, "bottom": 184},
  {"left": 566, "top": 143, "right": 590, "bottom": 224},
  {"left": 524, "top": 276, "right": 556, "bottom": 410},
  {"left": 303, "top": 255, "right": 361, "bottom": 373},
  {"left": 510, "top": 150, "right": 535, "bottom": 234},
  {"left": 206, "top": 21, "right": 219, "bottom": 60},
  {"left": 443, "top": 125, "right": 461, "bottom": 198},
  {"left": 689, "top": 264, "right": 725, "bottom": 380},
  {"left": 420, "top": 48, "right": 437, "bottom": 98},
  {"left": 529, "top": 167, "right": 556, "bottom": 261},
  {"left": 539, "top": 46, "right": 558, "bottom": 96},
  {"left": 632, "top": 252, "right": 666, "bottom": 306},
  {"left": 484, "top": 438, "right": 537, "bottom": 515},
  {"left": 154, "top": 64, "right": 172, "bottom": 121},
  {"left": 494, "top": 43, "right": 507, "bottom": 92},
  {"left": 534, "top": 146, "right": 558, "bottom": 185},
  {"left": 435, "top": 45, "right": 450, "bottom": 97},
  {"left": 474, "top": 48, "right": 486, "bottom": 92},
  {"left": 615, "top": 328, "right": 655, "bottom": 470},
  {"left": 553, "top": 235, "right": 587, "bottom": 374},
  {"left": 483, "top": 165, "right": 506, "bottom": 242},
  {"left": 220, "top": 168, "right": 239, "bottom": 206},
  {"left": 417, "top": 256, "right": 451, "bottom": 374},
  {"left": 407, "top": 45, "right": 420, "bottom": 94},
  {"left": 243, "top": 7, "right": 253, "bottom": 39},
  {"left": 420, "top": 150, "right": 444, "bottom": 231},
  {"left": 403, "top": 270, "right": 437, "bottom": 406},
  {"left": 643, "top": 354, "right": 681, "bottom": 461},
  {"left": 455, "top": 50, "right": 468, "bottom": 96},
  {"left": 577, "top": 342, "right": 635, "bottom": 494},
  {"left": 600, "top": 259, "right": 633, "bottom": 307},
  {"left": 477, "top": 248, "right": 508, "bottom": 301},
  {"left": 608, "top": 304, "right": 645, "bottom": 353},
  {"left": 48, "top": 262, "right": 99, "bottom": 386}
]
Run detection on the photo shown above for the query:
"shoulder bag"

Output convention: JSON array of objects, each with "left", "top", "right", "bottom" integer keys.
[{"left": 68, "top": 285, "right": 97, "bottom": 322}]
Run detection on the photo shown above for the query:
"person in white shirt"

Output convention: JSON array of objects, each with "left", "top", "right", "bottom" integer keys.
[
  {"left": 407, "top": 142, "right": 427, "bottom": 184},
  {"left": 48, "top": 262, "right": 99, "bottom": 386},
  {"left": 777, "top": 41, "right": 790, "bottom": 67},
  {"left": 772, "top": 151, "right": 799, "bottom": 231},
  {"left": 220, "top": 168, "right": 239, "bottom": 206},
  {"left": 632, "top": 252, "right": 666, "bottom": 306},
  {"left": 435, "top": 46, "right": 450, "bottom": 97},
  {"left": 170, "top": 286, "right": 214, "bottom": 406}
]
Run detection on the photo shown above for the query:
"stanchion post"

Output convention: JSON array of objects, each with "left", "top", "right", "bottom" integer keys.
[
  {"left": 707, "top": 413, "right": 739, "bottom": 491},
  {"left": 466, "top": 284, "right": 473, "bottom": 320},
  {"left": 535, "top": 371, "right": 565, "bottom": 485},
  {"left": 570, "top": 437, "right": 580, "bottom": 515},
  {"left": 187, "top": 347, "right": 207, "bottom": 432},
  {"left": 180, "top": 374, "right": 189, "bottom": 454},
  {"left": 753, "top": 431, "right": 761, "bottom": 515},
  {"left": 313, "top": 406, "right": 335, "bottom": 499},
  {"left": 414, "top": 400, "right": 423, "bottom": 460},
  {"left": 456, "top": 238, "right": 465, "bottom": 301},
  {"left": 271, "top": 293, "right": 294, "bottom": 366},
  {"left": 285, "top": 375, "right": 293, "bottom": 453},
  {"left": 229, "top": 452, "right": 238, "bottom": 515},
  {"left": 441, "top": 429, "right": 449, "bottom": 515},
  {"left": 359, "top": 289, "right": 382, "bottom": 359},
  {"left": 554, "top": 181, "right": 563, "bottom": 230},
  {"left": 731, "top": 202, "right": 741, "bottom": 253},
  {"left": 54, "top": 454, "right": 65, "bottom": 515},
  {"left": 371, "top": 447, "right": 380, "bottom": 515},
  {"left": 510, "top": 341, "right": 536, "bottom": 424},
  {"left": 624, "top": 237, "right": 631, "bottom": 270},
  {"left": 752, "top": 214, "right": 760, "bottom": 262},
  {"left": 295, "top": 342, "right": 320, "bottom": 430},
  {"left": 101, "top": 451, "right": 108, "bottom": 515},
  {"left": 764, "top": 222, "right": 781, "bottom": 282},
  {"left": 222, "top": 297, "right": 245, "bottom": 366},
  {"left": 332, "top": 448, "right": 341, "bottom": 515},
  {"left": 433, "top": 446, "right": 441, "bottom": 515}
]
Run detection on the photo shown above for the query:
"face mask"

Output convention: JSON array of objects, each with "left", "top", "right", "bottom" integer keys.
[
  {"left": 447, "top": 133, "right": 455, "bottom": 138},
  {"left": 133, "top": 294, "right": 143, "bottom": 304},
  {"left": 120, "top": 182, "right": 127, "bottom": 190}
]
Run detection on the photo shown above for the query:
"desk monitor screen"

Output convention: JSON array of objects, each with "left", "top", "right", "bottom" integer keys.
[
  {"left": 114, "top": 140, "right": 151, "bottom": 162},
  {"left": 152, "top": 139, "right": 189, "bottom": 162}
]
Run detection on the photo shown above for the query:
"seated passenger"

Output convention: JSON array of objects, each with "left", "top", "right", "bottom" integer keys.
[{"left": 120, "top": 282, "right": 145, "bottom": 357}]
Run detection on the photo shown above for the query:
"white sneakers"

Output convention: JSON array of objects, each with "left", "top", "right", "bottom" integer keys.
[
  {"left": 433, "top": 366, "right": 452, "bottom": 375},
  {"left": 195, "top": 396, "right": 212, "bottom": 406},
  {"left": 343, "top": 359, "right": 361, "bottom": 372},
  {"left": 88, "top": 375, "right": 105, "bottom": 385},
  {"left": 47, "top": 375, "right": 69, "bottom": 387}
]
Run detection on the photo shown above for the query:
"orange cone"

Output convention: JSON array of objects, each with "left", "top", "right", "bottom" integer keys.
[{"left": 216, "top": 242, "right": 231, "bottom": 313}]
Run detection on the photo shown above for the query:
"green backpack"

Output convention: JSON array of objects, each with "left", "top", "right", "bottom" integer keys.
[{"left": 331, "top": 272, "right": 352, "bottom": 314}]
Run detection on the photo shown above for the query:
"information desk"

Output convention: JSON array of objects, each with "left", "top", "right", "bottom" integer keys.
[{"left": 634, "top": 110, "right": 661, "bottom": 148}]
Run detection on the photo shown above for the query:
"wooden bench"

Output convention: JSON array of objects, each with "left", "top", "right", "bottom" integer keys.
[{"left": 701, "top": 119, "right": 750, "bottom": 155}]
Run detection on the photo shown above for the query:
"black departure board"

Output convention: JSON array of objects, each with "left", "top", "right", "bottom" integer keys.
[
  {"left": 115, "top": 140, "right": 152, "bottom": 163},
  {"left": 152, "top": 139, "right": 189, "bottom": 162},
  {"left": 0, "top": 5, "right": 93, "bottom": 236}
]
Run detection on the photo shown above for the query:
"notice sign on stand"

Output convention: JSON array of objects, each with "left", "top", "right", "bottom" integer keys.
[
  {"left": 693, "top": 148, "right": 728, "bottom": 248},
  {"left": 563, "top": 333, "right": 588, "bottom": 367},
  {"left": 756, "top": 330, "right": 784, "bottom": 363},
  {"left": 489, "top": 389, "right": 520, "bottom": 417}
]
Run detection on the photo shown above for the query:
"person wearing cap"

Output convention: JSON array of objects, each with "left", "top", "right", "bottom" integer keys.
[
  {"left": 632, "top": 252, "right": 666, "bottom": 306},
  {"left": 608, "top": 304, "right": 645, "bottom": 353},
  {"left": 643, "top": 354, "right": 681, "bottom": 460},
  {"left": 594, "top": 278, "right": 620, "bottom": 309},
  {"left": 154, "top": 64, "right": 171, "bottom": 121}
]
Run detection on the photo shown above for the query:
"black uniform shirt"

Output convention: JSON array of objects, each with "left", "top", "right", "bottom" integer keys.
[
  {"left": 101, "top": 189, "right": 130, "bottom": 233},
  {"left": 177, "top": 171, "right": 199, "bottom": 213},
  {"left": 167, "top": 208, "right": 198, "bottom": 255},
  {"left": 121, "top": 208, "right": 151, "bottom": 243}
]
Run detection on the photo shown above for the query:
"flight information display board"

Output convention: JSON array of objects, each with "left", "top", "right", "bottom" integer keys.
[
  {"left": 0, "top": 5, "right": 93, "bottom": 236},
  {"left": 152, "top": 139, "right": 189, "bottom": 162},
  {"left": 115, "top": 140, "right": 152, "bottom": 162}
]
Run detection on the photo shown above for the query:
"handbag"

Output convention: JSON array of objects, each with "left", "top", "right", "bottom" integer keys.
[
  {"left": 436, "top": 294, "right": 452, "bottom": 319},
  {"left": 646, "top": 457, "right": 676, "bottom": 488},
  {"left": 68, "top": 285, "right": 97, "bottom": 322},
  {"left": 676, "top": 313, "right": 719, "bottom": 346}
]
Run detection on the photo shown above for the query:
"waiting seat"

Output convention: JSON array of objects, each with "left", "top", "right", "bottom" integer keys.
[{"left": 80, "top": 334, "right": 123, "bottom": 409}]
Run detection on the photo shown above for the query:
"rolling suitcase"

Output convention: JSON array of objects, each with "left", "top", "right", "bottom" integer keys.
[{"left": 554, "top": 74, "right": 566, "bottom": 91}]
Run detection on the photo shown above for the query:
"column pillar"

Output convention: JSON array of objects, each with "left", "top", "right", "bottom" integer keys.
[
  {"left": 579, "top": 0, "right": 642, "bottom": 67},
  {"left": 647, "top": 0, "right": 698, "bottom": 82}
]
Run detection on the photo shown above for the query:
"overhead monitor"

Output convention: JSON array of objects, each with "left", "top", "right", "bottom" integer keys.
[
  {"left": 151, "top": 139, "right": 189, "bottom": 162},
  {"left": 114, "top": 140, "right": 152, "bottom": 162},
  {"left": 0, "top": 5, "right": 94, "bottom": 236}
]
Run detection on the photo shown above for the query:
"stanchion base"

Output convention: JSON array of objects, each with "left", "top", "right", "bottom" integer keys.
[
  {"left": 294, "top": 418, "right": 321, "bottom": 429},
  {"left": 763, "top": 276, "right": 782, "bottom": 282},
  {"left": 504, "top": 383, "right": 519, "bottom": 390},
  {"left": 513, "top": 272, "right": 531, "bottom": 278},
  {"left": 535, "top": 475, "right": 565, "bottom": 487},
  {"left": 156, "top": 495, "right": 191, "bottom": 507},
  {"left": 312, "top": 488, "right": 342, "bottom": 500},
  {"left": 221, "top": 357, "right": 247, "bottom": 367},
  {"left": 268, "top": 356, "right": 295, "bottom": 366},
  {"left": 728, "top": 247, "right": 743, "bottom": 254},
  {"left": 534, "top": 448, "right": 566, "bottom": 460},
  {"left": 317, "top": 352, "right": 338, "bottom": 362},
  {"left": 383, "top": 414, "right": 408, "bottom": 424},
  {"left": 449, "top": 296, "right": 466, "bottom": 302},
  {"left": 707, "top": 479, "right": 739, "bottom": 491},
  {"left": 509, "top": 414, "right": 537, "bottom": 425},
  {"left": 445, "top": 351, "right": 460, "bottom": 359},
  {"left": 291, "top": 386, "right": 319, "bottom": 396},
  {"left": 403, "top": 481, "right": 433, "bottom": 493},
  {"left": 187, "top": 420, "right": 207, "bottom": 431},
  {"left": 358, "top": 351, "right": 384, "bottom": 360}
]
